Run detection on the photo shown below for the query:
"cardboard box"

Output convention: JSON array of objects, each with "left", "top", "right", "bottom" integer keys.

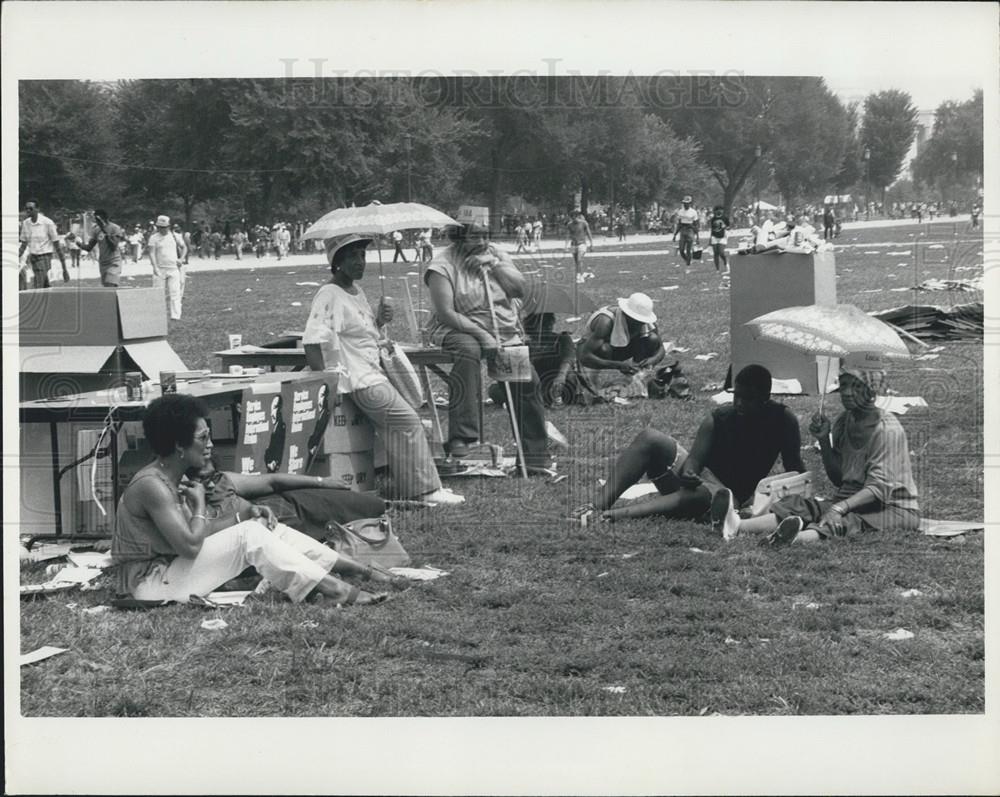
[
  {"left": 19, "top": 287, "right": 187, "bottom": 401},
  {"left": 309, "top": 450, "right": 376, "bottom": 492},
  {"left": 729, "top": 250, "right": 837, "bottom": 394},
  {"left": 323, "top": 394, "right": 375, "bottom": 453}
]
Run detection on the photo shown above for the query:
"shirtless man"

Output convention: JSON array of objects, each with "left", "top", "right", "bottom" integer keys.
[{"left": 565, "top": 210, "right": 594, "bottom": 280}]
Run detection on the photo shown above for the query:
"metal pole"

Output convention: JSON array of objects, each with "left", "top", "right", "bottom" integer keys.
[{"left": 405, "top": 134, "right": 413, "bottom": 203}]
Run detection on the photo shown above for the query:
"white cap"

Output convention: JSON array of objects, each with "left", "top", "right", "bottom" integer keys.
[{"left": 155, "top": 215, "right": 170, "bottom": 227}]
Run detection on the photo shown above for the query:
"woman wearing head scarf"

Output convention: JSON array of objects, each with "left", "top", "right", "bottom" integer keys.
[
  {"left": 424, "top": 221, "right": 549, "bottom": 466},
  {"left": 721, "top": 352, "right": 919, "bottom": 545},
  {"left": 302, "top": 234, "right": 464, "bottom": 506}
]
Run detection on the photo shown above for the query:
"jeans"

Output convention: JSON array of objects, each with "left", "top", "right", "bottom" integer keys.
[
  {"left": 440, "top": 330, "right": 549, "bottom": 466},
  {"left": 352, "top": 382, "right": 441, "bottom": 499}
]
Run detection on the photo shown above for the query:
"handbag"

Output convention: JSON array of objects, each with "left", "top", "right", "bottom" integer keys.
[
  {"left": 379, "top": 339, "right": 425, "bottom": 410},
  {"left": 750, "top": 471, "right": 814, "bottom": 517},
  {"left": 323, "top": 515, "right": 411, "bottom": 568}
]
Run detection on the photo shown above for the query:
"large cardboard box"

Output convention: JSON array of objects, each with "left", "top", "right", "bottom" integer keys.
[
  {"left": 19, "top": 287, "right": 187, "bottom": 400},
  {"left": 729, "top": 250, "right": 837, "bottom": 394},
  {"left": 323, "top": 394, "right": 375, "bottom": 453},
  {"left": 309, "top": 451, "right": 376, "bottom": 492}
]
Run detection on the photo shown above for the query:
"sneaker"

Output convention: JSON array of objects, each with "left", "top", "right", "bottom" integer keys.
[
  {"left": 710, "top": 488, "right": 740, "bottom": 541},
  {"left": 421, "top": 487, "right": 465, "bottom": 506},
  {"left": 762, "top": 516, "right": 803, "bottom": 547}
]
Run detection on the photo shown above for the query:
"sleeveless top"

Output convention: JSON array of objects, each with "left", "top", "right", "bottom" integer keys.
[{"left": 111, "top": 469, "right": 183, "bottom": 595}]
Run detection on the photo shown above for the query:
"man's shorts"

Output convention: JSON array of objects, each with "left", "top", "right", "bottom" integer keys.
[
  {"left": 648, "top": 441, "right": 746, "bottom": 507},
  {"left": 709, "top": 236, "right": 727, "bottom": 247},
  {"left": 573, "top": 243, "right": 588, "bottom": 258}
]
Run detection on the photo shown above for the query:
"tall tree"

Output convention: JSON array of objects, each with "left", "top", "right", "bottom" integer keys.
[
  {"left": 860, "top": 89, "right": 918, "bottom": 199},
  {"left": 19, "top": 80, "right": 122, "bottom": 215},
  {"left": 912, "top": 89, "right": 983, "bottom": 192},
  {"left": 653, "top": 76, "right": 848, "bottom": 213},
  {"left": 834, "top": 101, "right": 863, "bottom": 192}
]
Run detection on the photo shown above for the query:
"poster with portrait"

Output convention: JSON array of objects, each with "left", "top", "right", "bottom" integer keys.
[
  {"left": 280, "top": 375, "right": 335, "bottom": 475},
  {"left": 234, "top": 383, "right": 284, "bottom": 475}
]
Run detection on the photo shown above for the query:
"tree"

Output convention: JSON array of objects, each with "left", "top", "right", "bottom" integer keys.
[
  {"left": 860, "top": 89, "right": 918, "bottom": 199},
  {"left": 912, "top": 90, "right": 983, "bottom": 194},
  {"left": 653, "top": 76, "right": 848, "bottom": 213},
  {"left": 19, "top": 81, "right": 122, "bottom": 216},
  {"left": 834, "top": 101, "right": 863, "bottom": 192}
]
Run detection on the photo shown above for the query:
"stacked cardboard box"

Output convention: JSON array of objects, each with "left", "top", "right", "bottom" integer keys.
[{"left": 310, "top": 395, "right": 376, "bottom": 492}]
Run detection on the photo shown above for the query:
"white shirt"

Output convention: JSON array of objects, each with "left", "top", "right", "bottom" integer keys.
[
  {"left": 147, "top": 229, "right": 182, "bottom": 267},
  {"left": 676, "top": 207, "right": 698, "bottom": 226},
  {"left": 302, "top": 283, "right": 388, "bottom": 394},
  {"left": 20, "top": 214, "right": 60, "bottom": 255}
]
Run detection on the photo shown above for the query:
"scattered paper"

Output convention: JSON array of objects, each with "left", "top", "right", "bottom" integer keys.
[
  {"left": 694, "top": 352, "right": 718, "bottom": 361},
  {"left": 596, "top": 572, "right": 610, "bottom": 579},
  {"left": 888, "top": 251, "right": 910, "bottom": 256},
  {"left": 612, "top": 396, "right": 631, "bottom": 405},
  {"left": 620, "top": 552, "right": 639, "bottom": 560},
  {"left": 919, "top": 518, "right": 984, "bottom": 537},
  {"left": 672, "top": 346, "right": 690, "bottom": 353},
  {"left": 388, "top": 566, "right": 450, "bottom": 581},
  {"left": 927, "top": 243, "right": 945, "bottom": 249},
  {"left": 724, "top": 637, "right": 741, "bottom": 645},
  {"left": 603, "top": 685, "right": 627, "bottom": 694},
  {"left": 875, "top": 395, "right": 928, "bottom": 415},
  {"left": 204, "top": 590, "right": 254, "bottom": 607},
  {"left": 884, "top": 628, "right": 914, "bottom": 641},
  {"left": 20, "top": 646, "right": 68, "bottom": 666},
  {"left": 565, "top": 316, "right": 582, "bottom": 323},
  {"left": 859, "top": 288, "right": 883, "bottom": 294},
  {"left": 545, "top": 421, "right": 569, "bottom": 448},
  {"left": 864, "top": 250, "right": 881, "bottom": 255},
  {"left": 711, "top": 391, "right": 733, "bottom": 406},
  {"left": 290, "top": 301, "right": 302, "bottom": 307},
  {"left": 900, "top": 589, "right": 923, "bottom": 598},
  {"left": 618, "top": 270, "right": 632, "bottom": 274},
  {"left": 68, "top": 551, "right": 113, "bottom": 570},
  {"left": 82, "top": 605, "right": 111, "bottom": 615},
  {"left": 889, "top": 287, "right": 910, "bottom": 292},
  {"left": 295, "top": 281, "right": 320, "bottom": 286},
  {"left": 20, "top": 542, "right": 73, "bottom": 563},
  {"left": 200, "top": 618, "right": 229, "bottom": 631},
  {"left": 46, "top": 566, "right": 103, "bottom": 585},
  {"left": 660, "top": 285, "right": 680, "bottom": 291},
  {"left": 299, "top": 620, "right": 319, "bottom": 629},
  {"left": 688, "top": 547, "right": 708, "bottom": 554},
  {"left": 244, "top": 288, "right": 252, "bottom": 292}
]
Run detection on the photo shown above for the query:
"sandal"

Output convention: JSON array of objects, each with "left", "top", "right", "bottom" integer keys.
[
  {"left": 337, "top": 585, "right": 390, "bottom": 607},
  {"left": 761, "top": 516, "right": 803, "bottom": 548}
]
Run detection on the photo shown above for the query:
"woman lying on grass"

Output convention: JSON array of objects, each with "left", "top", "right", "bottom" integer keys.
[
  {"left": 111, "top": 393, "right": 393, "bottom": 606},
  {"left": 715, "top": 353, "right": 920, "bottom": 546}
]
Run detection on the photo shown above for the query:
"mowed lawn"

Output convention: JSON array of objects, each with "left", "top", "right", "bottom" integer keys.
[{"left": 20, "top": 221, "right": 985, "bottom": 716}]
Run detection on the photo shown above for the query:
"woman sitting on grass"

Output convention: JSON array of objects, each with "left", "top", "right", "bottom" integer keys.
[
  {"left": 717, "top": 353, "right": 920, "bottom": 546},
  {"left": 111, "top": 393, "right": 392, "bottom": 606}
]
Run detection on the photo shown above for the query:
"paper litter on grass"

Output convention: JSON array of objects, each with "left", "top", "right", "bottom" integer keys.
[
  {"left": 603, "top": 685, "right": 627, "bottom": 694},
  {"left": 68, "top": 551, "right": 113, "bottom": 570},
  {"left": 884, "top": 628, "right": 914, "bottom": 641},
  {"left": 20, "top": 646, "right": 68, "bottom": 666},
  {"left": 900, "top": 589, "right": 923, "bottom": 598},
  {"left": 919, "top": 518, "right": 984, "bottom": 537},
  {"left": 200, "top": 618, "right": 229, "bottom": 630},
  {"left": 874, "top": 396, "right": 928, "bottom": 415},
  {"left": 694, "top": 352, "right": 718, "bottom": 361},
  {"left": 565, "top": 316, "right": 582, "bottom": 323},
  {"left": 660, "top": 285, "right": 680, "bottom": 291},
  {"left": 295, "top": 281, "right": 320, "bottom": 286},
  {"left": 82, "top": 605, "right": 111, "bottom": 615},
  {"left": 290, "top": 301, "right": 302, "bottom": 307},
  {"left": 672, "top": 346, "right": 690, "bottom": 353},
  {"left": 389, "top": 566, "right": 450, "bottom": 581},
  {"left": 204, "top": 590, "right": 254, "bottom": 606},
  {"left": 689, "top": 547, "right": 709, "bottom": 554},
  {"left": 20, "top": 542, "right": 73, "bottom": 563},
  {"left": 612, "top": 396, "right": 632, "bottom": 405},
  {"left": 711, "top": 391, "right": 734, "bottom": 406},
  {"left": 46, "top": 566, "right": 104, "bottom": 585}
]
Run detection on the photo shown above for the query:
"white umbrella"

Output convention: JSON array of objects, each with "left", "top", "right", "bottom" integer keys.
[{"left": 302, "top": 201, "right": 459, "bottom": 240}]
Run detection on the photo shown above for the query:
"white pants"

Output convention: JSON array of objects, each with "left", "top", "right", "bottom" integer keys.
[
  {"left": 131, "top": 521, "right": 339, "bottom": 604},
  {"left": 154, "top": 264, "right": 186, "bottom": 320}
]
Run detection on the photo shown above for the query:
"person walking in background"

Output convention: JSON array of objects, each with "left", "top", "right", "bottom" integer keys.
[
  {"left": 148, "top": 215, "right": 189, "bottom": 321},
  {"left": 77, "top": 208, "right": 124, "bottom": 287},
  {"left": 231, "top": 228, "right": 246, "bottom": 260},
  {"left": 822, "top": 205, "right": 836, "bottom": 241},
  {"left": 210, "top": 229, "right": 223, "bottom": 260},
  {"left": 19, "top": 200, "right": 68, "bottom": 289},
  {"left": 565, "top": 210, "right": 594, "bottom": 282},
  {"left": 128, "top": 225, "right": 144, "bottom": 263},
  {"left": 391, "top": 229, "right": 409, "bottom": 263},
  {"left": 672, "top": 195, "right": 699, "bottom": 266},
  {"left": 708, "top": 206, "right": 730, "bottom": 279}
]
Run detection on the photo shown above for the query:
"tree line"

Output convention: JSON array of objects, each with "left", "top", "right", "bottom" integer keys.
[{"left": 18, "top": 76, "right": 982, "bottom": 229}]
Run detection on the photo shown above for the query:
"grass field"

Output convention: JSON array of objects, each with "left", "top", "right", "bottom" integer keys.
[{"left": 20, "top": 221, "right": 985, "bottom": 716}]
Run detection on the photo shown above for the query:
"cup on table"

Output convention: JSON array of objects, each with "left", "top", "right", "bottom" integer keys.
[
  {"left": 228, "top": 365, "right": 244, "bottom": 376},
  {"left": 228, "top": 334, "right": 243, "bottom": 350}
]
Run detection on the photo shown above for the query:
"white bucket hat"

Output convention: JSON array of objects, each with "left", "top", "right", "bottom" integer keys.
[
  {"left": 155, "top": 215, "right": 171, "bottom": 227},
  {"left": 617, "top": 292, "right": 657, "bottom": 324}
]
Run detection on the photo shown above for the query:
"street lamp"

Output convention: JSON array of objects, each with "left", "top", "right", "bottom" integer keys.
[
  {"left": 863, "top": 147, "right": 871, "bottom": 221},
  {"left": 404, "top": 133, "right": 413, "bottom": 202},
  {"left": 754, "top": 144, "right": 762, "bottom": 224}
]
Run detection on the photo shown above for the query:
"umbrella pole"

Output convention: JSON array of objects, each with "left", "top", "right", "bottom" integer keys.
[{"left": 377, "top": 245, "right": 386, "bottom": 298}]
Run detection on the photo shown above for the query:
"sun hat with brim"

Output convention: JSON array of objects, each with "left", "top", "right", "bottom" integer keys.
[
  {"left": 155, "top": 215, "right": 170, "bottom": 227},
  {"left": 324, "top": 233, "right": 372, "bottom": 265},
  {"left": 617, "top": 292, "right": 657, "bottom": 325},
  {"left": 682, "top": 196, "right": 693, "bottom": 204}
]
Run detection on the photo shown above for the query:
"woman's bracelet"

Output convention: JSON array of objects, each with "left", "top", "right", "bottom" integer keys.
[{"left": 830, "top": 503, "right": 847, "bottom": 516}]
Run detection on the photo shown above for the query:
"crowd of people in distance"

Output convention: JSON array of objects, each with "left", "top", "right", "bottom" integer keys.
[{"left": 102, "top": 203, "right": 926, "bottom": 609}]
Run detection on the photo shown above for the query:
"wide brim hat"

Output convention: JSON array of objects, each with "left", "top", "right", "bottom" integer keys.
[
  {"left": 324, "top": 233, "right": 372, "bottom": 265},
  {"left": 155, "top": 215, "right": 170, "bottom": 227},
  {"left": 618, "top": 292, "right": 657, "bottom": 325},
  {"left": 682, "top": 196, "right": 693, "bottom": 204}
]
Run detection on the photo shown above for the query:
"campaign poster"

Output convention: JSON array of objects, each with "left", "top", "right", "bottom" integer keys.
[
  {"left": 281, "top": 375, "right": 335, "bottom": 475},
  {"left": 235, "top": 383, "right": 283, "bottom": 475}
]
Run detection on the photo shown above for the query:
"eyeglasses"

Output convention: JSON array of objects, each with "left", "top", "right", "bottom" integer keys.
[{"left": 193, "top": 430, "right": 213, "bottom": 444}]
